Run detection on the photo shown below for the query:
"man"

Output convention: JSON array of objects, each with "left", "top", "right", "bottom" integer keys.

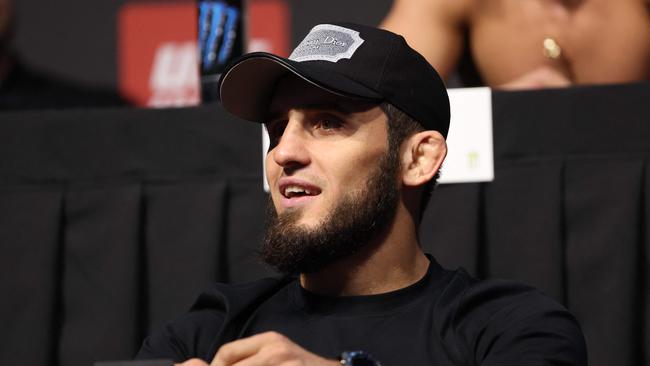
[
  {"left": 381, "top": 0, "right": 650, "bottom": 89},
  {"left": 137, "top": 23, "right": 587, "bottom": 365}
]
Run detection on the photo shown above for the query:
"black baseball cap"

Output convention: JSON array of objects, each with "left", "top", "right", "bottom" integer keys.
[{"left": 218, "top": 22, "right": 450, "bottom": 137}]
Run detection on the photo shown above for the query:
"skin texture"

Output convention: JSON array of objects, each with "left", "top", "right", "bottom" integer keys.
[
  {"left": 381, "top": 0, "right": 650, "bottom": 88},
  {"left": 174, "top": 76, "right": 447, "bottom": 365}
]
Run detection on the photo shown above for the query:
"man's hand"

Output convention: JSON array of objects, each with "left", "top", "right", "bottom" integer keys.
[
  {"left": 175, "top": 360, "right": 209, "bottom": 366},
  {"left": 212, "top": 332, "right": 339, "bottom": 366},
  {"left": 174, "top": 332, "right": 340, "bottom": 366}
]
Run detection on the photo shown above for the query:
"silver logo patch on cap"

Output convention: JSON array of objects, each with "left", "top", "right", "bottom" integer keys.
[{"left": 289, "top": 24, "right": 364, "bottom": 63}]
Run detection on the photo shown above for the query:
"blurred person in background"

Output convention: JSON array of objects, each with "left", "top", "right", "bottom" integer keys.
[
  {"left": 382, "top": 0, "right": 650, "bottom": 89},
  {"left": 0, "top": 0, "right": 126, "bottom": 110}
]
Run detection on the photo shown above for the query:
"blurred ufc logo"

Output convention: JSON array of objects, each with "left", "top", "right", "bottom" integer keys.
[{"left": 148, "top": 42, "right": 200, "bottom": 108}]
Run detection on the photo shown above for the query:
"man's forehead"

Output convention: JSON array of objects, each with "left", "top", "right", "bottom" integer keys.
[{"left": 267, "top": 74, "right": 380, "bottom": 118}]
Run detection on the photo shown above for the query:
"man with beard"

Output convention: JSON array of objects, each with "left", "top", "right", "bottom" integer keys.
[{"left": 137, "top": 23, "right": 587, "bottom": 366}]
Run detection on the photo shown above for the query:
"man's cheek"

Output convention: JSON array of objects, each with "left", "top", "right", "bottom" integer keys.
[{"left": 272, "top": 193, "right": 284, "bottom": 213}]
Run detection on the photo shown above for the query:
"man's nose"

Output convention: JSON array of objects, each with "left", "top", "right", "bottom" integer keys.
[{"left": 272, "top": 117, "right": 310, "bottom": 169}]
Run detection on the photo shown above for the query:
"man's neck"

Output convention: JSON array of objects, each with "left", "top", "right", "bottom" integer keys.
[{"left": 299, "top": 205, "right": 429, "bottom": 296}]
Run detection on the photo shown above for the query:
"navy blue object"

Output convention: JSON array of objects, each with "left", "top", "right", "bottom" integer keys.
[{"left": 340, "top": 351, "right": 382, "bottom": 366}]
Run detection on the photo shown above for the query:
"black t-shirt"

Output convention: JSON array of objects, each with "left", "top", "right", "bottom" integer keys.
[{"left": 136, "top": 257, "right": 587, "bottom": 365}]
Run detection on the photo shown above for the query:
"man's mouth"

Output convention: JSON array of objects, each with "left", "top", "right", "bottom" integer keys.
[
  {"left": 278, "top": 180, "right": 322, "bottom": 208},
  {"left": 283, "top": 185, "right": 317, "bottom": 198}
]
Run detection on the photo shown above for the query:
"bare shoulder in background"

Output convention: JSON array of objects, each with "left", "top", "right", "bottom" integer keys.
[{"left": 382, "top": 0, "right": 650, "bottom": 89}]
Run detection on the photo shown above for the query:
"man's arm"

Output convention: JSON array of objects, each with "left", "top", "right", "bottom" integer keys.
[
  {"left": 477, "top": 307, "right": 587, "bottom": 366},
  {"left": 380, "top": 0, "right": 473, "bottom": 80},
  {"left": 454, "top": 280, "right": 588, "bottom": 366},
  {"left": 135, "top": 310, "right": 226, "bottom": 363}
]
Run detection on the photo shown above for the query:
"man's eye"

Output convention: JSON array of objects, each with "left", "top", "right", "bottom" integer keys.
[{"left": 315, "top": 118, "right": 342, "bottom": 130}]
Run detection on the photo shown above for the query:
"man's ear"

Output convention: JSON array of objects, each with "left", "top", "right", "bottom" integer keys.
[{"left": 401, "top": 130, "right": 447, "bottom": 187}]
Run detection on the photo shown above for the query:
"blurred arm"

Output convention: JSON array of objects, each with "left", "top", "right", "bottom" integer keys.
[{"left": 380, "top": 0, "right": 473, "bottom": 80}]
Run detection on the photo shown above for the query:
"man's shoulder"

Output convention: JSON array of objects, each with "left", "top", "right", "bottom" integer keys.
[
  {"left": 431, "top": 267, "right": 587, "bottom": 365},
  {"left": 178, "top": 275, "right": 295, "bottom": 339},
  {"left": 434, "top": 267, "right": 572, "bottom": 326},
  {"left": 136, "top": 276, "right": 295, "bottom": 362},
  {"left": 192, "top": 275, "right": 294, "bottom": 312}
]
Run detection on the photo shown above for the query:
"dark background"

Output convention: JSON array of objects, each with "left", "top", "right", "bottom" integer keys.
[{"left": 11, "top": 0, "right": 392, "bottom": 90}]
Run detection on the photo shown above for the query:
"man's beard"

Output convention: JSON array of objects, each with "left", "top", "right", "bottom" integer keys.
[{"left": 259, "top": 150, "right": 400, "bottom": 274}]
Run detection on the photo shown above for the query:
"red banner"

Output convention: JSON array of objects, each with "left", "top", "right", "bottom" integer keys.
[{"left": 118, "top": 0, "right": 290, "bottom": 108}]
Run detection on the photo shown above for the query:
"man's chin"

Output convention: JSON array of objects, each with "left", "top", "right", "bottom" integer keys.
[
  {"left": 277, "top": 206, "right": 324, "bottom": 228},
  {"left": 289, "top": 217, "right": 323, "bottom": 231}
]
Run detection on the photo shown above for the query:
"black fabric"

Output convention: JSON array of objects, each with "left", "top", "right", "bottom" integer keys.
[
  {"left": 60, "top": 184, "right": 142, "bottom": 365},
  {"left": 0, "top": 103, "right": 261, "bottom": 180},
  {"left": 0, "top": 82, "right": 647, "bottom": 366},
  {"left": 136, "top": 257, "right": 587, "bottom": 365},
  {"left": 0, "top": 186, "right": 62, "bottom": 365},
  {"left": 144, "top": 181, "right": 228, "bottom": 333},
  {"left": 644, "top": 165, "right": 650, "bottom": 366},
  {"left": 484, "top": 162, "right": 564, "bottom": 301},
  {"left": 421, "top": 183, "right": 482, "bottom": 277},
  {"left": 0, "top": 59, "right": 126, "bottom": 110},
  {"left": 225, "top": 178, "right": 273, "bottom": 282},
  {"left": 564, "top": 159, "right": 644, "bottom": 366}
]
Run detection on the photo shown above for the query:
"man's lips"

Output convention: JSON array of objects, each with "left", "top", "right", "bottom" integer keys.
[{"left": 278, "top": 178, "right": 322, "bottom": 208}]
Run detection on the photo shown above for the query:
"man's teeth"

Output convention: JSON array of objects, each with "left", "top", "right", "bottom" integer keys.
[{"left": 284, "top": 185, "right": 313, "bottom": 197}]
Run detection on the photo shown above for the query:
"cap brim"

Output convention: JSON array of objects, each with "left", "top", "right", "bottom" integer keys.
[{"left": 218, "top": 52, "right": 383, "bottom": 123}]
